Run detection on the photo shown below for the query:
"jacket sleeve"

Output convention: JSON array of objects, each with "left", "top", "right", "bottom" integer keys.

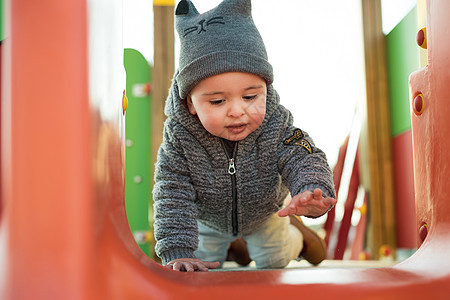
[
  {"left": 277, "top": 113, "right": 336, "bottom": 201},
  {"left": 152, "top": 122, "right": 199, "bottom": 265}
]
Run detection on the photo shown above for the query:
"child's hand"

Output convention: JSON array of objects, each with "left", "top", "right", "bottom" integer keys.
[
  {"left": 277, "top": 188, "right": 337, "bottom": 218},
  {"left": 165, "top": 258, "right": 220, "bottom": 272}
]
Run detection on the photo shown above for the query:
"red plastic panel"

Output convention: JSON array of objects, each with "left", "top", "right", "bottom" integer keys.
[{"left": 392, "top": 130, "right": 416, "bottom": 249}]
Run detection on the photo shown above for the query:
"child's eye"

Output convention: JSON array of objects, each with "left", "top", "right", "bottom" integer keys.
[
  {"left": 243, "top": 95, "right": 257, "bottom": 100},
  {"left": 210, "top": 99, "right": 224, "bottom": 105}
]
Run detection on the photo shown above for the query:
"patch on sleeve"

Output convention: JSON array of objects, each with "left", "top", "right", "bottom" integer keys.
[{"left": 283, "top": 128, "right": 313, "bottom": 154}]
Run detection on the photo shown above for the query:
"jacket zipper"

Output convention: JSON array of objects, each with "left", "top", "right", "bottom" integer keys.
[{"left": 221, "top": 140, "right": 239, "bottom": 236}]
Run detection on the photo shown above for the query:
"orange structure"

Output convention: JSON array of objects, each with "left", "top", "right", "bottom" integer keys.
[{"left": 1, "top": 0, "right": 450, "bottom": 299}]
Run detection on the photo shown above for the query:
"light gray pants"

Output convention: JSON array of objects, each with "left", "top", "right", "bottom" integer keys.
[{"left": 194, "top": 213, "right": 303, "bottom": 269}]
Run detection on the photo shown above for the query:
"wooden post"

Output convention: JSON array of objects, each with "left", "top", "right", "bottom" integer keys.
[
  {"left": 152, "top": 0, "right": 174, "bottom": 168},
  {"left": 361, "top": 0, "right": 397, "bottom": 259}
]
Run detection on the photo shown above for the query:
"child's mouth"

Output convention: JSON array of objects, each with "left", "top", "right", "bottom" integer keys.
[{"left": 226, "top": 124, "right": 246, "bottom": 134}]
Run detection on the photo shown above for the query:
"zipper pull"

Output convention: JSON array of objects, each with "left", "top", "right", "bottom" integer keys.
[{"left": 228, "top": 158, "right": 236, "bottom": 175}]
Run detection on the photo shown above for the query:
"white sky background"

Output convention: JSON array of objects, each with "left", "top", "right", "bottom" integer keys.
[{"left": 123, "top": 0, "right": 416, "bottom": 168}]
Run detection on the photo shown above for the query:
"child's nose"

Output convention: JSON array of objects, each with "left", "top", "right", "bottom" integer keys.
[{"left": 228, "top": 100, "right": 245, "bottom": 117}]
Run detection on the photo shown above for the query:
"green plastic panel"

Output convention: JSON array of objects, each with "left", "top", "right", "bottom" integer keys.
[
  {"left": 1, "top": 0, "right": 4, "bottom": 41},
  {"left": 386, "top": 7, "right": 420, "bottom": 137},
  {"left": 124, "top": 48, "right": 153, "bottom": 258}
]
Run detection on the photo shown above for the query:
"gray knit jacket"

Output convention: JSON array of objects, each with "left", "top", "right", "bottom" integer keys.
[{"left": 153, "top": 76, "right": 336, "bottom": 265}]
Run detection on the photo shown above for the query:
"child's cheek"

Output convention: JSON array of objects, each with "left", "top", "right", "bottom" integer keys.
[{"left": 249, "top": 101, "right": 266, "bottom": 122}]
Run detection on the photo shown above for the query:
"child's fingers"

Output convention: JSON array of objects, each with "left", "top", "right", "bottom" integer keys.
[
  {"left": 277, "top": 204, "right": 296, "bottom": 217},
  {"left": 172, "top": 261, "right": 186, "bottom": 271},
  {"left": 313, "top": 188, "right": 323, "bottom": 199},
  {"left": 192, "top": 261, "right": 219, "bottom": 272},
  {"left": 203, "top": 261, "right": 220, "bottom": 270},
  {"left": 298, "top": 191, "right": 313, "bottom": 204},
  {"left": 192, "top": 263, "right": 207, "bottom": 272},
  {"left": 185, "top": 263, "right": 195, "bottom": 272},
  {"left": 325, "top": 197, "right": 337, "bottom": 206},
  {"left": 171, "top": 261, "right": 214, "bottom": 272}
]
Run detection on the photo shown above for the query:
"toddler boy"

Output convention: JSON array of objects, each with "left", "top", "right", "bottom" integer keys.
[{"left": 153, "top": 0, "right": 336, "bottom": 272}]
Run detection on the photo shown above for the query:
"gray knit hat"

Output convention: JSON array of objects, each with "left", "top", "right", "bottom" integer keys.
[{"left": 175, "top": 0, "right": 273, "bottom": 99}]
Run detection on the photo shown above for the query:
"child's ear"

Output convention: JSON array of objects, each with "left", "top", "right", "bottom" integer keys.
[{"left": 186, "top": 95, "right": 197, "bottom": 115}]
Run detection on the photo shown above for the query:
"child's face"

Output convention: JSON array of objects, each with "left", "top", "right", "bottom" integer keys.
[{"left": 187, "top": 72, "right": 267, "bottom": 141}]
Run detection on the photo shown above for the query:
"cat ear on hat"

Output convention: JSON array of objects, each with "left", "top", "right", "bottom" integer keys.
[
  {"left": 175, "top": 0, "right": 188, "bottom": 15},
  {"left": 175, "top": 0, "right": 199, "bottom": 16}
]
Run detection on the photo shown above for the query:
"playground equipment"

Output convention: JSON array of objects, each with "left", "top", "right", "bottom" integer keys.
[
  {"left": 1, "top": 0, "right": 450, "bottom": 299},
  {"left": 124, "top": 48, "right": 154, "bottom": 258}
]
